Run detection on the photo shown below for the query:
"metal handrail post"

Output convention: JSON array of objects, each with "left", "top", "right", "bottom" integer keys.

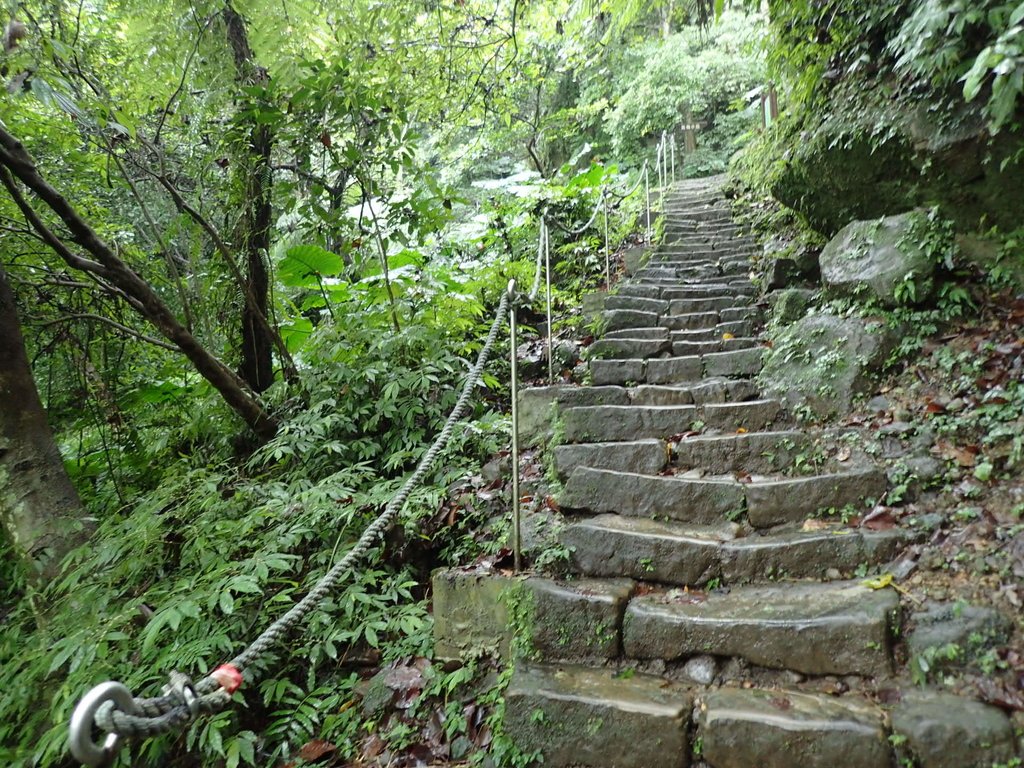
[
  {"left": 507, "top": 279, "right": 522, "bottom": 573},
  {"left": 543, "top": 221, "right": 553, "bottom": 382},
  {"left": 602, "top": 188, "right": 611, "bottom": 287},
  {"left": 644, "top": 163, "right": 651, "bottom": 242},
  {"left": 670, "top": 134, "right": 677, "bottom": 184}
]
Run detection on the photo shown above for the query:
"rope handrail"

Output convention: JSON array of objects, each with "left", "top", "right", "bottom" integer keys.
[{"left": 68, "top": 127, "right": 677, "bottom": 766}]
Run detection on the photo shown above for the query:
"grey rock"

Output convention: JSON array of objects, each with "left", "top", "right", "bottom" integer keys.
[
  {"left": 517, "top": 385, "right": 629, "bottom": 445},
  {"left": 683, "top": 655, "right": 718, "bottom": 685},
  {"left": 432, "top": 569, "right": 514, "bottom": 661},
  {"left": 504, "top": 664, "right": 692, "bottom": 768},
  {"left": 702, "top": 347, "right": 764, "bottom": 378},
  {"left": 907, "top": 601, "right": 1014, "bottom": 657},
  {"left": 661, "top": 311, "right": 721, "bottom": 331},
  {"left": 720, "top": 529, "right": 897, "bottom": 582},
  {"left": 562, "top": 514, "right": 728, "bottom": 585},
  {"left": 891, "top": 689, "right": 1016, "bottom": 768},
  {"left": 672, "top": 431, "right": 809, "bottom": 474},
  {"left": 602, "top": 308, "right": 659, "bottom": 333},
  {"left": 744, "top": 468, "right": 887, "bottom": 528},
  {"left": 646, "top": 355, "right": 703, "bottom": 384},
  {"left": 553, "top": 439, "right": 667, "bottom": 481},
  {"left": 768, "top": 287, "right": 816, "bottom": 325},
  {"left": 526, "top": 577, "right": 634, "bottom": 659},
  {"left": 561, "top": 404, "right": 698, "bottom": 443},
  {"left": 866, "top": 395, "right": 891, "bottom": 413},
  {"left": 819, "top": 211, "right": 935, "bottom": 306},
  {"left": 623, "top": 580, "right": 898, "bottom": 676},
  {"left": 560, "top": 467, "right": 744, "bottom": 524},
  {"left": 587, "top": 338, "right": 671, "bottom": 360},
  {"left": 699, "top": 688, "right": 889, "bottom": 768},
  {"left": 759, "top": 313, "right": 896, "bottom": 417},
  {"left": 591, "top": 358, "right": 647, "bottom": 385}
]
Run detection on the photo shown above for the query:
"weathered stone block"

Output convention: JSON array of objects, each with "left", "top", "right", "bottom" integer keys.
[
  {"left": 553, "top": 439, "right": 667, "bottom": 480},
  {"left": 526, "top": 577, "right": 634, "bottom": 659},
  {"left": 744, "top": 469, "right": 886, "bottom": 528},
  {"left": 699, "top": 688, "right": 889, "bottom": 768},
  {"left": 891, "top": 690, "right": 1017, "bottom": 768},
  {"left": 561, "top": 467, "right": 744, "bottom": 524},
  {"left": 561, "top": 405, "right": 698, "bottom": 443},
  {"left": 431, "top": 569, "right": 515, "bottom": 661},
  {"left": 504, "top": 664, "right": 692, "bottom": 768},
  {"left": 563, "top": 514, "right": 727, "bottom": 585},
  {"left": 623, "top": 580, "right": 898, "bottom": 676}
]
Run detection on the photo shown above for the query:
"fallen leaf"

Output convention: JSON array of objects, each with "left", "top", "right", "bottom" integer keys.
[
  {"left": 722, "top": 332, "right": 735, "bottom": 340},
  {"left": 769, "top": 696, "right": 792, "bottom": 711},
  {"left": 861, "top": 509, "right": 897, "bottom": 531},
  {"left": 298, "top": 739, "right": 336, "bottom": 762}
]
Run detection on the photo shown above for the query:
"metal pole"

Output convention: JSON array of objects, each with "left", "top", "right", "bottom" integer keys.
[
  {"left": 508, "top": 279, "right": 521, "bottom": 573},
  {"left": 644, "top": 163, "right": 651, "bottom": 243},
  {"left": 670, "top": 135, "right": 677, "bottom": 184},
  {"left": 602, "top": 189, "right": 611, "bottom": 287},
  {"left": 543, "top": 221, "right": 553, "bottom": 382}
]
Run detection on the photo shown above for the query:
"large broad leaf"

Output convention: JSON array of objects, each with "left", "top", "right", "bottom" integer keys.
[
  {"left": 280, "top": 317, "right": 314, "bottom": 353},
  {"left": 279, "top": 245, "right": 344, "bottom": 287}
]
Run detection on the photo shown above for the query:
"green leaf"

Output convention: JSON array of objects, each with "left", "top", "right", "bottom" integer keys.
[{"left": 279, "top": 245, "right": 344, "bottom": 287}]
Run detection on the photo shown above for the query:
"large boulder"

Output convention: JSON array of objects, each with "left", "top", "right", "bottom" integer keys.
[
  {"left": 759, "top": 313, "right": 894, "bottom": 417},
  {"left": 819, "top": 211, "right": 935, "bottom": 306},
  {"left": 770, "top": 81, "right": 1024, "bottom": 237}
]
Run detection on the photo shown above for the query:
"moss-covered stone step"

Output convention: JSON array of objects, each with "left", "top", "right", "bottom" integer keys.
[
  {"left": 603, "top": 294, "right": 669, "bottom": 314},
  {"left": 602, "top": 308, "right": 660, "bottom": 332},
  {"left": 563, "top": 514, "right": 906, "bottom": 585},
  {"left": 560, "top": 400, "right": 780, "bottom": 443},
  {"left": 671, "top": 337, "right": 760, "bottom": 356},
  {"left": 629, "top": 378, "right": 760, "bottom": 406},
  {"left": 431, "top": 570, "right": 634, "bottom": 662},
  {"left": 504, "top": 664, "right": 693, "bottom": 768},
  {"left": 602, "top": 325, "right": 671, "bottom": 341},
  {"left": 592, "top": 348, "right": 765, "bottom": 385},
  {"left": 671, "top": 430, "right": 809, "bottom": 474},
  {"left": 587, "top": 337, "right": 671, "bottom": 360},
  {"left": 560, "top": 464, "right": 882, "bottom": 527},
  {"left": 698, "top": 688, "right": 890, "bottom": 768},
  {"left": 623, "top": 580, "right": 899, "bottom": 676},
  {"left": 671, "top": 320, "right": 755, "bottom": 342},
  {"left": 553, "top": 439, "right": 668, "bottom": 480}
]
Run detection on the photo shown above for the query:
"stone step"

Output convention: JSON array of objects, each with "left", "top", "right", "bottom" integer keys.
[
  {"left": 672, "top": 337, "right": 759, "bottom": 356},
  {"left": 588, "top": 337, "right": 671, "bottom": 360},
  {"left": 560, "top": 400, "right": 780, "bottom": 443},
  {"left": 671, "top": 321, "right": 754, "bottom": 341},
  {"left": 603, "top": 326, "right": 670, "bottom": 341},
  {"left": 592, "top": 345, "right": 766, "bottom": 385},
  {"left": 671, "top": 430, "right": 808, "bottom": 474},
  {"left": 613, "top": 283, "right": 664, "bottom": 299},
  {"left": 604, "top": 295, "right": 669, "bottom": 314},
  {"left": 698, "top": 688, "right": 889, "bottom": 768},
  {"left": 603, "top": 308, "right": 659, "bottom": 332},
  {"left": 554, "top": 439, "right": 668, "bottom": 480},
  {"left": 661, "top": 286, "right": 747, "bottom": 300},
  {"left": 668, "top": 297, "right": 748, "bottom": 314},
  {"left": 504, "top": 664, "right": 692, "bottom": 768},
  {"left": 560, "top": 464, "right": 883, "bottom": 527},
  {"left": 745, "top": 468, "right": 887, "bottom": 527},
  {"left": 629, "top": 378, "right": 760, "bottom": 406},
  {"left": 659, "top": 311, "right": 722, "bottom": 331},
  {"left": 622, "top": 580, "right": 899, "bottom": 676},
  {"left": 563, "top": 514, "right": 907, "bottom": 585}
]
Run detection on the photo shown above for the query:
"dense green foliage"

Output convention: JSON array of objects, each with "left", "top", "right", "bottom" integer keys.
[{"left": 0, "top": 1, "right": 756, "bottom": 764}]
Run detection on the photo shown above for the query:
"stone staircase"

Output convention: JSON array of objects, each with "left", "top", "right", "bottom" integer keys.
[{"left": 432, "top": 176, "right": 1018, "bottom": 768}]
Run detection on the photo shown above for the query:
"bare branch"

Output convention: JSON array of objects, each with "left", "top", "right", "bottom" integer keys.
[{"left": 37, "top": 313, "right": 180, "bottom": 351}]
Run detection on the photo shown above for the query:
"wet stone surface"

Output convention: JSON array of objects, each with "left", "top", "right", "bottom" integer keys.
[
  {"left": 505, "top": 664, "right": 693, "bottom": 768},
  {"left": 698, "top": 687, "right": 889, "bottom": 768}
]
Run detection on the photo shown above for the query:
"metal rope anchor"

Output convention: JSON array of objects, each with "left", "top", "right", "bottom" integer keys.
[{"left": 69, "top": 681, "right": 139, "bottom": 766}]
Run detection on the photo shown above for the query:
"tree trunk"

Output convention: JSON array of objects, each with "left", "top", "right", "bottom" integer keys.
[
  {"left": 0, "top": 264, "right": 91, "bottom": 582},
  {"left": 0, "top": 136, "right": 278, "bottom": 438},
  {"left": 225, "top": 4, "right": 275, "bottom": 393}
]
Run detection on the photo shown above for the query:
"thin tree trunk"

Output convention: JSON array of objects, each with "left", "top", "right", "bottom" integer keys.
[
  {"left": 0, "top": 264, "right": 91, "bottom": 582},
  {"left": 224, "top": 3, "right": 275, "bottom": 392}
]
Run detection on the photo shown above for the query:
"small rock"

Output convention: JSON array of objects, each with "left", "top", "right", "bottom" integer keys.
[
  {"left": 906, "top": 512, "right": 944, "bottom": 532},
  {"left": 904, "top": 456, "right": 944, "bottom": 483},
  {"left": 892, "top": 690, "right": 1016, "bottom": 768},
  {"left": 683, "top": 655, "right": 718, "bottom": 685},
  {"left": 866, "top": 395, "right": 891, "bottom": 413},
  {"left": 825, "top": 568, "right": 842, "bottom": 580},
  {"left": 945, "top": 397, "right": 966, "bottom": 412},
  {"left": 481, "top": 456, "right": 509, "bottom": 483},
  {"left": 907, "top": 601, "right": 1014, "bottom": 657},
  {"left": 880, "top": 421, "right": 913, "bottom": 436}
]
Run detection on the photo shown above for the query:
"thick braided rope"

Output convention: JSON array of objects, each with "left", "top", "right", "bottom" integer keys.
[
  {"left": 605, "top": 160, "right": 648, "bottom": 202},
  {"left": 96, "top": 289, "right": 512, "bottom": 739},
  {"left": 559, "top": 192, "right": 604, "bottom": 236}
]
